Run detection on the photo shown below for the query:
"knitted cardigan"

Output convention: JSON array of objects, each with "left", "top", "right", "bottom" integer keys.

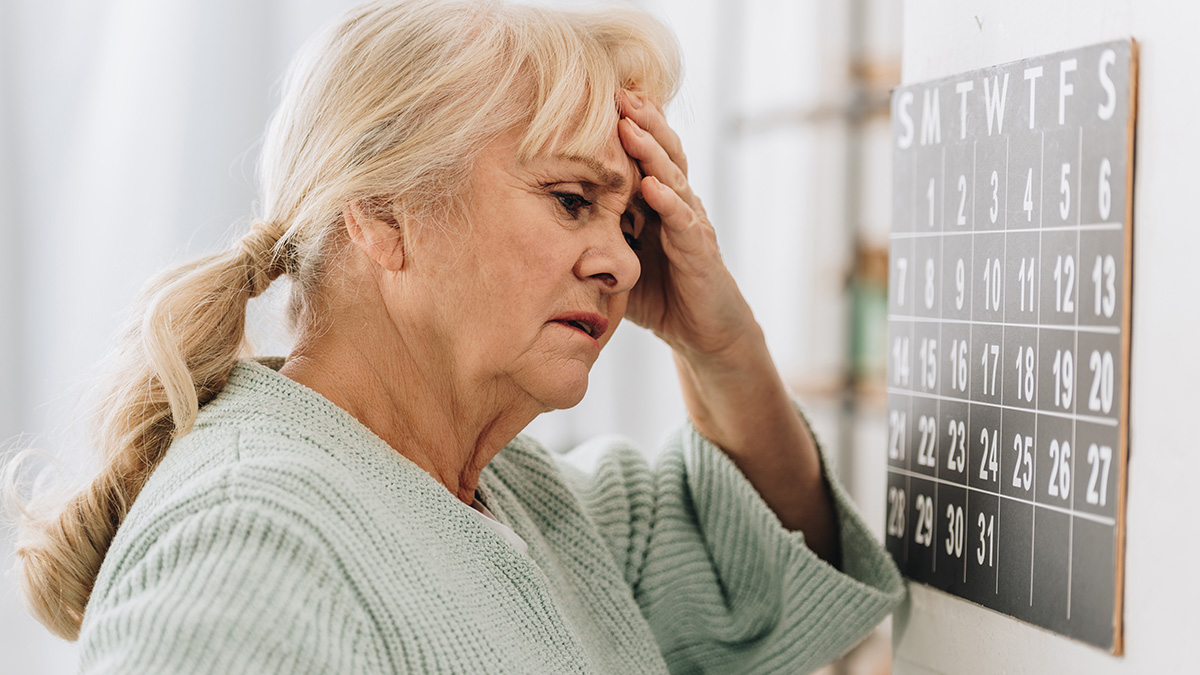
[{"left": 78, "top": 360, "right": 904, "bottom": 674}]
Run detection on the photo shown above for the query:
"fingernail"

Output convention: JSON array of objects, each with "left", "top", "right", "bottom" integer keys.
[
  {"left": 626, "top": 91, "right": 644, "bottom": 109},
  {"left": 626, "top": 117, "right": 645, "bottom": 136}
]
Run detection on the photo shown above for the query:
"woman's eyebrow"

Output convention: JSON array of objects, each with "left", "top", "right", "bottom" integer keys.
[{"left": 558, "top": 155, "right": 627, "bottom": 193}]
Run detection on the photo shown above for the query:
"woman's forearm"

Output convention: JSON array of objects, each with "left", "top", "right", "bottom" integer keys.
[
  {"left": 614, "top": 93, "right": 841, "bottom": 566},
  {"left": 673, "top": 328, "right": 841, "bottom": 567}
]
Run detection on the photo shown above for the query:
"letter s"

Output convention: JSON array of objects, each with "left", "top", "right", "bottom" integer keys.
[
  {"left": 1098, "top": 49, "right": 1117, "bottom": 120},
  {"left": 897, "top": 91, "right": 914, "bottom": 149}
]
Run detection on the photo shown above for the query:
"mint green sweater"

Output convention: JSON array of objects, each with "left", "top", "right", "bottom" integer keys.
[{"left": 78, "top": 361, "right": 903, "bottom": 674}]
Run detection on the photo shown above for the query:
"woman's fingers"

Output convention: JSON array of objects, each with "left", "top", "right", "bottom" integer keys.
[
  {"left": 617, "top": 91, "right": 753, "bottom": 357},
  {"left": 620, "top": 91, "right": 688, "bottom": 176},
  {"left": 616, "top": 94, "right": 715, "bottom": 272},
  {"left": 619, "top": 117, "right": 699, "bottom": 209},
  {"left": 640, "top": 175, "right": 714, "bottom": 269}
]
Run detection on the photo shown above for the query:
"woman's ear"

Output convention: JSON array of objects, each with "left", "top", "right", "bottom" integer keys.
[{"left": 343, "top": 198, "right": 407, "bottom": 271}]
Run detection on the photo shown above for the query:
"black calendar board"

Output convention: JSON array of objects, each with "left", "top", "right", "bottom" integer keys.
[{"left": 885, "top": 40, "right": 1135, "bottom": 652}]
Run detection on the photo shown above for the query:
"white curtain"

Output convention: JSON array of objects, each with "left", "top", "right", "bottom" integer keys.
[{"left": 0, "top": 1, "right": 365, "bottom": 668}]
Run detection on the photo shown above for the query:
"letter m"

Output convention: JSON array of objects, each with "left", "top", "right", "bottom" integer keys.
[{"left": 920, "top": 88, "right": 941, "bottom": 145}]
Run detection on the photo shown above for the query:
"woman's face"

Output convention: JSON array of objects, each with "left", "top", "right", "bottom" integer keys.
[{"left": 401, "top": 124, "right": 645, "bottom": 411}]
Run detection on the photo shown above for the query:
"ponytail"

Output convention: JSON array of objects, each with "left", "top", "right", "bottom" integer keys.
[{"left": 7, "top": 221, "right": 289, "bottom": 640}]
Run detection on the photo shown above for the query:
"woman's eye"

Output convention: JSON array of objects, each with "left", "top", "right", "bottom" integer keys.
[
  {"left": 553, "top": 192, "right": 592, "bottom": 218},
  {"left": 621, "top": 212, "right": 642, "bottom": 250}
]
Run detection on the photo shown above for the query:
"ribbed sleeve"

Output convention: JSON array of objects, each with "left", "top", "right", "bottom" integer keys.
[
  {"left": 78, "top": 498, "right": 381, "bottom": 674},
  {"left": 567, "top": 418, "right": 904, "bottom": 675}
]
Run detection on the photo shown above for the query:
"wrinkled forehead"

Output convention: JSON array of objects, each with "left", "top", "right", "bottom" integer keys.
[{"left": 535, "top": 126, "right": 643, "bottom": 200}]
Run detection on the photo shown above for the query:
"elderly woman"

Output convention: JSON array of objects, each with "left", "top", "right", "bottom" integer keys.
[{"left": 12, "top": 1, "right": 902, "bottom": 672}]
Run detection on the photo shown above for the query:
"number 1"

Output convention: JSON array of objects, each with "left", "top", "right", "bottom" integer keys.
[{"left": 928, "top": 178, "right": 936, "bottom": 228}]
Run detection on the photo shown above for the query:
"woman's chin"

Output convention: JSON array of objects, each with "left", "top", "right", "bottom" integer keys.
[{"left": 530, "top": 366, "right": 591, "bottom": 411}]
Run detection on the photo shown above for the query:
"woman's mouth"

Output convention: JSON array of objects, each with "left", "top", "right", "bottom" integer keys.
[{"left": 550, "top": 312, "right": 609, "bottom": 341}]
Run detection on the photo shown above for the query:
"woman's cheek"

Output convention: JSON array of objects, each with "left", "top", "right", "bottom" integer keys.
[{"left": 600, "top": 296, "right": 629, "bottom": 349}]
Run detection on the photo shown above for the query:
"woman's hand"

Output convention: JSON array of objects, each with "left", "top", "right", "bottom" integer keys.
[
  {"left": 617, "top": 91, "right": 840, "bottom": 565},
  {"left": 617, "top": 91, "right": 756, "bottom": 361}
]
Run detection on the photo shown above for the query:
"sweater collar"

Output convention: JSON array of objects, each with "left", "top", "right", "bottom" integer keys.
[{"left": 207, "top": 359, "right": 473, "bottom": 512}]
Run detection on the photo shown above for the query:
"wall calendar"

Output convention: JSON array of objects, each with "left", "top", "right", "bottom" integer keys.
[{"left": 885, "top": 40, "right": 1136, "bottom": 652}]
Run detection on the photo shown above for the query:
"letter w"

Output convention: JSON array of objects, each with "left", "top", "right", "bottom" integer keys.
[{"left": 984, "top": 73, "right": 1010, "bottom": 135}]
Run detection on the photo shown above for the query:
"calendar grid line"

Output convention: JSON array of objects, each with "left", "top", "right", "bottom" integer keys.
[
  {"left": 1030, "top": 490, "right": 1037, "bottom": 605},
  {"left": 886, "top": 467, "right": 1117, "bottom": 527},
  {"left": 1067, "top": 436, "right": 1076, "bottom": 619},
  {"left": 1067, "top": 136, "right": 1082, "bottom": 615},
  {"left": 998, "top": 131, "right": 1009, "bottom": 598},
  {"left": 887, "top": 315, "right": 1120, "bottom": 334},
  {"left": 933, "top": 463, "right": 940, "bottom": 575},
  {"left": 1039, "top": 127, "right": 1044, "bottom": 229},
  {"left": 1030, "top": 129, "right": 1043, "bottom": 608},
  {"left": 888, "top": 221, "right": 1124, "bottom": 239},
  {"left": 905, "top": 456, "right": 912, "bottom": 563},
  {"left": 1077, "top": 126, "right": 1082, "bottom": 228},
  {"left": 1067, "top": 126, "right": 1082, "bottom": 621},
  {"left": 995, "top": 470, "right": 1002, "bottom": 594},
  {"left": 933, "top": 150, "right": 945, "bottom": 581},
  {"left": 906, "top": 318, "right": 914, "bottom": 566},
  {"left": 966, "top": 138, "right": 978, "bottom": 588},
  {"left": 963, "top": 480, "right": 970, "bottom": 584},
  {"left": 887, "top": 387, "right": 1119, "bottom": 427}
]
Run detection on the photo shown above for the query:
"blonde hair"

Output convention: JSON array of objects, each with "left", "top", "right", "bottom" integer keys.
[{"left": 8, "top": 0, "right": 680, "bottom": 640}]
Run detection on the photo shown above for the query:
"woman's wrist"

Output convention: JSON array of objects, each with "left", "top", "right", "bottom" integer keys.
[
  {"left": 672, "top": 326, "right": 806, "bottom": 460},
  {"left": 673, "top": 341, "right": 837, "bottom": 557}
]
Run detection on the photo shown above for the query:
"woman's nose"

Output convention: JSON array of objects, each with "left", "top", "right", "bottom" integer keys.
[{"left": 574, "top": 225, "right": 641, "bottom": 294}]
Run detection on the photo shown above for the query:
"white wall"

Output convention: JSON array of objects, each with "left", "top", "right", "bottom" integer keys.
[{"left": 894, "top": 1, "right": 1200, "bottom": 672}]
